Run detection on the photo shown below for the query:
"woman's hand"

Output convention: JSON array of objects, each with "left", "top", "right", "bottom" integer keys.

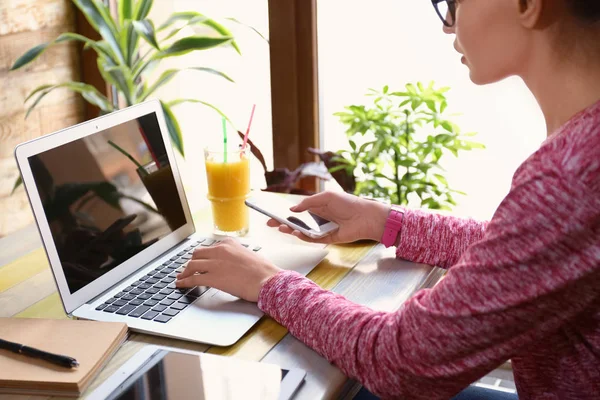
[
  {"left": 175, "top": 239, "right": 282, "bottom": 302},
  {"left": 267, "top": 191, "right": 391, "bottom": 245}
]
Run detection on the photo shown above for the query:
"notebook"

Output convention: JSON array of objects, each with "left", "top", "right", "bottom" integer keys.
[{"left": 0, "top": 318, "right": 127, "bottom": 397}]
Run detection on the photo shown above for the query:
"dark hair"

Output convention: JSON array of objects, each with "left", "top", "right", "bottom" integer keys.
[{"left": 568, "top": 0, "right": 600, "bottom": 22}]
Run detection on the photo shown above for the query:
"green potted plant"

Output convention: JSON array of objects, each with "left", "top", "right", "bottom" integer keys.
[
  {"left": 10, "top": 0, "right": 260, "bottom": 162},
  {"left": 325, "top": 82, "right": 484, "bottom": 210}
]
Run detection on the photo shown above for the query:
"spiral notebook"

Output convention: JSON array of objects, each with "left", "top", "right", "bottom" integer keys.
[{"left": 0, "top": 318, "right": 127, "bottom": 397}]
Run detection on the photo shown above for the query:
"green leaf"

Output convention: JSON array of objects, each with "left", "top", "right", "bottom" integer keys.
[
  {"left": 73, "top": 0, "right": 125, "bottom": 64},
  {"left": 158, "top": 11, "right": 199, "bottom": 31},
  {"left": 156, "top": 36, "right": 232, "bottom": 58},
  {"left": 132, "top": 19, "right": 160, "bottom": 50},
  {"left": 434, "top": 173, "right": 448, "bottom": 186},
  {"left": 225, "top": 17, "right": 269, "bottom": 43},
  {"left": 158, "top": 12, "right": 241, "bottom": 54},
  {"left": 10, "top": 43, "right": 49, "bottom": 70},
  {"left": 134, "top": 0, "right": 154, "bottom": 20},
  {"left": 462, "top": 140, "right": 486, "bottom": 149},
  {"left": 168, "top": 98, "right": 234, "bottom": 128},
  {"left": 98, "top": 58, "right": 134, "bottom": 105},
  {"left": 140, "top": 67, "right": 233, "bottom": 101},
  {"left": 199, "top": 18, "right": 241, "bottom": 55},
  {"left": 160, "top": 101, "right": 184, "bottom": 156},
  {"left": 11, "top": 176, "right": 23, "bottom": 194},
  {"left": 25, "top": 82, "right": 114, "bottom": 118},
  {"left": 119, "top": 0, "right": 133, "bottom": 25},
  {"left": 349, "top": 140, "right": 357, "bottom": 151},
  {"left": 140, "top": 69, "right": 178, "bottom": 100},
  {"left": 440, "top": 100, "right": 448, "bottom": 113}
]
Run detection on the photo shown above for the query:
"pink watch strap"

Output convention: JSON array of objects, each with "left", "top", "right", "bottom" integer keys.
[{"left": 381, "top": 207, "right": 404, "bottom": 248}]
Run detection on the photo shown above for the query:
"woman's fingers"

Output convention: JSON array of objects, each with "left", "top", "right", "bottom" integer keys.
[
  {"left": 266, "top": 218, "right": 280, "bottom": 227},
  {"left": 178, "top": 259, "right": 214, "bottom": 279},
  {"left": 290, "top": 191, "right": 330, "bottom": 212},
  {"left": 175, "top": 273, "right": 212, "bottom": 288}
]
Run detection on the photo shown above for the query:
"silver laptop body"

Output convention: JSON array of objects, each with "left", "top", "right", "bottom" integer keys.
[{"left": 14, "top": 100, "right": 327, "bottom": 346}]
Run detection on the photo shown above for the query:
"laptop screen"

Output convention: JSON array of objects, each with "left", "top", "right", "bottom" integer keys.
[{"left": 28, "top": 112, "right": 187, "bottom": 294}]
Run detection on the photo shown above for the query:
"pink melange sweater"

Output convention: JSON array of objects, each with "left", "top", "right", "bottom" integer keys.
[{"left": 258, "top": 100, "right": 600, "bottom": 400}]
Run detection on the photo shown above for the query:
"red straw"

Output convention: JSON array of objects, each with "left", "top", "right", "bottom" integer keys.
[{"left": 242, "top": 104, "right": 256, "bottom": 150}]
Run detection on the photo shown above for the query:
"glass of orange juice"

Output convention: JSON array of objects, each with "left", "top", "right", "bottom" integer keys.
[{"left": 204, "top": 146, "right": 251, "bottom": 236}]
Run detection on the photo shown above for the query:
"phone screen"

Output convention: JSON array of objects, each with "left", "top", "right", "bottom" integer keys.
[{"left": 247, "top": 195, "right": 332, "bottom": 232}]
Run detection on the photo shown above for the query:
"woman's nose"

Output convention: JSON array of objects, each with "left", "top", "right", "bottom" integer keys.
[{"left": 443, "top": 23, "right": 455, "bottom": 35}]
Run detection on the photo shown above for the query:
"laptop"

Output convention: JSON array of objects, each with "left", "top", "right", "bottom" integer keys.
[{"left": 14, "top": 100, "right": 328, "bottom": 346}]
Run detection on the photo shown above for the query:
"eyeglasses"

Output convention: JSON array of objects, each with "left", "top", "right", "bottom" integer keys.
[{"left": 432, "top": 0, "right": 457, "bottom": 27}]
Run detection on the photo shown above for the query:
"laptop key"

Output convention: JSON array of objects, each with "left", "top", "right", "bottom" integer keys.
[
  {"left": 138, "top": 283, "right": 151, "bottom": 289},
  {"left": 129, "top": 299, "right": 143, "bottom": 306},
  {"left": 129, "top": 306, "right": 151, "bottom": 318},
  {"left": 130, "top": 281, "right": 141, "bottom": 287},
  {"left": 151, "top": 294, "right": 167, "bottom": 301},
  {"left": 173, "top": 259, "right": 187, "bottom": 265},
  {"left": 160, "top": 299, "right": 175, "bottom": 306},
  {"left": 253, "top": 246, "right": 262, "bottom": 252},
  {"left": 177, "top": 251, "right": 186, "bottom": 256},
  {"left": 146, "top": 288, "right": 159, "bottom": 294},
  {"left": 138, "top": 293, "right": 152, "bottom": 300},
  {"left": 121, "top": 294, "right": 136, "bottom": 301},
  {"left": 113, "top": 299, "right": 128, "bottom": 307},
  {"left": 144, "top": 300, "right": 159, "bottom": 307},
  {"left": 146, "top": 278, "right": 159, "bottom": 284},
  {"left": 154, "top": 314, "right": 171, "bottom": 323},
  {"left": 193, "top": 239, "right": 205, "bottom": 246},
  {"left": 116, "top": 304, "right": 136, "bottom": 315},
  {"left": 154, "top": 273, "right": 167, "bottom": 279},
  {"left": 103, "top": 305, "right": 120, "bottom": 313},
  {"left": 178, "top": 297, "right": 192, "bottom": 305},
  {"left": 163, "top": 308, "right": 180, "bottom": 317},
  {"left": 181, "top": 254, "right": 192, "bottom": 260},
  {"left": 161, "top": 277, "right": 175, "bottom": 283},
  {"left": 160, "top": 288, "right": 174, "bottom": 295},
  {"left": 152, "top": 305, "right": 167, "bottom": 312},
  {"left": 168, "top": 293, "right": 183, "bottom": 300},
  {"left": 139, "top": 275, "right": 150, "bottom": 281},
  {"left": 123, "top": 286, "right": 134, "bottom": 292},
  {"left": 170, "top": 256, "right": 179, "bottom": 261},
  {"left": 187, "top": 286, "right": 210, "bottom": 298},
  {"left": 141, "top": 310, "right": 159, "bottom": 320},
  {"left": 171, "top": 302, "right": 188, "bottom": 311},
  {"left": 95, "top": 303, "right": 108, "bottom": 311},
  {"left": 154, "top": 283, "right": 167, "bottom": 289},
  {"left": 105, "top": 298, "right": 116, "bottom": 304},
  {"left": 162, "top": 261, "right": 172, "bottom": 266},
  {"left": 114, "top": 292, "right": 126, "bottom": 298},
  {"left": 130, "top": 288, "right": 144, "bottom": 296}
]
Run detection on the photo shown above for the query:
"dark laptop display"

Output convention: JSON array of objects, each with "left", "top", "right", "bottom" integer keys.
[{"left": 28, "top": 112, "right": 187, "bottom": 293}]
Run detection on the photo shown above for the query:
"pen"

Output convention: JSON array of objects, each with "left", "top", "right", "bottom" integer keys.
[{"left": 0, "top": 338, "right": 79, "bottom": 369}]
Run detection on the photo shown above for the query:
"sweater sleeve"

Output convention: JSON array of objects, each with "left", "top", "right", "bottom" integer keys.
[
  {"left": 258, "top": 170, "right": 600, "bottom": 399},
  {"left": 395, "top": 209, "right": 488, "bottom": 269}
]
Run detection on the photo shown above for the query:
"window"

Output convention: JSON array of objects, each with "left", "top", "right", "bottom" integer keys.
[
  {"left": 317, "top": 0, "right": 545, "bottom": 220},
  {"left": 149, "top": 0, "right": 272, "bottom": 211}
]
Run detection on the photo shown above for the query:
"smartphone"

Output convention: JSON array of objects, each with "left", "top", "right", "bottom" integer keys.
[{"left": 245, "top": 194, "right": 339, "bottom": 239}]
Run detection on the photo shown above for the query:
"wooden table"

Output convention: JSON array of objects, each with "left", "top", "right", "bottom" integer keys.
[{"left": 0, "top": 194, "right": 444, "bottom": 400}]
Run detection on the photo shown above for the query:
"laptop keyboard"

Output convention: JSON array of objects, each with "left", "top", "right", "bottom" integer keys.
[{"left": 94, "top": 238, "right": 262, "bottom": 324}]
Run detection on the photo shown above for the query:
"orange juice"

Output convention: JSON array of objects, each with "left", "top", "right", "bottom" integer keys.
[{"left": 205, "top": 149, "right": 250, "bottom": 235}]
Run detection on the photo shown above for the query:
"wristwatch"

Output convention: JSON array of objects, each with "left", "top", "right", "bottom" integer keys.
[{"left": 381, "top": 206, "right": 405, "bottom": 248}]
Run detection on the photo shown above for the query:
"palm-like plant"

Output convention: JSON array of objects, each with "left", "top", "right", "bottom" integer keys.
[{"left": 10, "top": 0, "right": 251, "bottom": 157}]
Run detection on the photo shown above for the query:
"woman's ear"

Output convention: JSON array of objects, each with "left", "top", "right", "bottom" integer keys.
[{"left": 517, "top": 0, "right": 545, "bottom": 28}]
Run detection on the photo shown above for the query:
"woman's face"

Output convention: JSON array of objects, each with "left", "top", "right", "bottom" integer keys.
[{"left": 444, "top": 0, "right": 531, "bottom": 84}]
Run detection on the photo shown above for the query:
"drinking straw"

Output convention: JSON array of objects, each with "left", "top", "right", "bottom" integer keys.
[
  {"left": 242, "top": 104, "right": 256, "bottom": 150},
  {"left": 222, "top": 116, "right": 228, "bottom": 163}
]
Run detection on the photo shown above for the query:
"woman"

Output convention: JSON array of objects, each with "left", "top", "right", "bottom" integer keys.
[{"left": 176, "top": 0, "right": 600, "bottom": 398}]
